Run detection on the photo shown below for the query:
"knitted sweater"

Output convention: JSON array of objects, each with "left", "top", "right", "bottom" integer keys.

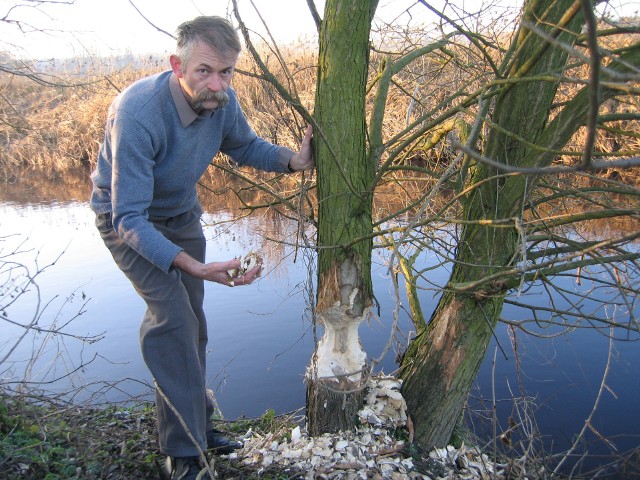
[{"left": 90, "top": 70, "right": 292, "bottom": 272}]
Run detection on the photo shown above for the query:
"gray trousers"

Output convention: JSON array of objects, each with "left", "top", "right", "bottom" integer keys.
[{"left": 96, "top": 204, "right": 214, "bottom": 457}]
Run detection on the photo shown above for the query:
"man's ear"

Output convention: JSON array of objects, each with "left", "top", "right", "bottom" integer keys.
[{"left": 169, "top": 55, "right": 183, "bottom": 77}]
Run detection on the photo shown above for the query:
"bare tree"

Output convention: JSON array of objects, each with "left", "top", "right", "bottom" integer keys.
[{"left": 230, "top": 0, "right": 640, "bottom": 462}]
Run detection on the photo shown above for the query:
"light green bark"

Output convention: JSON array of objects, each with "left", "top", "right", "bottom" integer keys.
[
  {"left": 306, "top": 0, "right": 378, "bottom": 435},
  {"left": 399, "top": 0, "right": 588, "bottom": 448}
]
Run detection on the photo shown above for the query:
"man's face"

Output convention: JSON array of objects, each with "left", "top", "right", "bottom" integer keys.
[{"left": 170, "top": 42, "right": 238, "bottom": 112}]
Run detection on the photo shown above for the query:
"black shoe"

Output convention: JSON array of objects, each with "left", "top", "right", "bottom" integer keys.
[
  {"left": 163, "top": 456, "right": 205, "bottom": 480},
  {"left": 206, "top": 428, "right": 243, "bottom": 455}
]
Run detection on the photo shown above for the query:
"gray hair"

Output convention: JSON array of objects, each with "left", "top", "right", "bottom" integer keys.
[{"left": 175, "top": 16, "right": 241, "bottom": 67}]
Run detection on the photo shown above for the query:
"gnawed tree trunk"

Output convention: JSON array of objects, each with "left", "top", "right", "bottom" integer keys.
[
  {"left": 306, "top": 0, "right": 378, "bottom": 435},
  {"left": 399, "top": 0, "right": 608, "bottom": 448}
]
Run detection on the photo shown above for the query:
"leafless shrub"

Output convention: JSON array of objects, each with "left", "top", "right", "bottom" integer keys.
[{"left": 0, "top": 233, "right": 103, "bottom": 395}]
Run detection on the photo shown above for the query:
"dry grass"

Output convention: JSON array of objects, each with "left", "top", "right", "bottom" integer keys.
[
  {"left": 0, "top": 62, "right": 161, "bottom": 170},
  {"left": 0, "top": 31, "right": 637, "bottom": 243},
  {"left": 1, "top": 29, "right": 638, "bottom": 186}
]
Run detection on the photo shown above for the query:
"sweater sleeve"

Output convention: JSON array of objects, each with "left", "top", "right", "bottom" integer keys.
[
  {"left": 109, "top": 110, "right": 183, "bottom": 272},
  {"left": 219, "top": 91, "right": 292, "bottom": 173}
]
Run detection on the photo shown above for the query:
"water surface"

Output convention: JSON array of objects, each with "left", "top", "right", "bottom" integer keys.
[{"left": 1, "top": 195, "right": 638, "bottom": 476}]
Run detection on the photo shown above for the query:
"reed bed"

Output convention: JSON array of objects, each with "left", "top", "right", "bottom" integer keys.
[{"left": 1, "top": 32, "right": 638, "bottom": 186}]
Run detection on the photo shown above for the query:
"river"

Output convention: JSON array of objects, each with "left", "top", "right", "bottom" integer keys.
[{"left": 1, "top": 167, "right": 638, "bottom": 476}]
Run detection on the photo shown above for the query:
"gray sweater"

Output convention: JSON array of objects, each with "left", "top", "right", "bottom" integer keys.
[{"left": 90, "top": 70, "right": 292, "bottom": 272}]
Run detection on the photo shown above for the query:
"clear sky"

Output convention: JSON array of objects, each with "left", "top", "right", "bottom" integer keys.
[{"left": 1, "top": 0, "right": 637, "bottom": 60}]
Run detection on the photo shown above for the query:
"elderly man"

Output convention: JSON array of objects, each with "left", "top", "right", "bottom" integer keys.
[{"left": 90, "top": 15, "right": 313, "bottom": 480}]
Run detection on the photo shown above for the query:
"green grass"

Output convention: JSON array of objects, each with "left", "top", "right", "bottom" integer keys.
[
  {"left": 0, "top": 395, "right": 162, "bottom": 479},
  {"left": 0, "top": 392, "right": 304, "bottom": 479}
]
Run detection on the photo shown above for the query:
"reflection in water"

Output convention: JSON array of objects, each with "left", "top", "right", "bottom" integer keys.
[
  {"left": 0, "top": 199, "right": 320, "bottom": 416},
  {"left": 1, "top": 167, "right": 639, "bottom": 475}
]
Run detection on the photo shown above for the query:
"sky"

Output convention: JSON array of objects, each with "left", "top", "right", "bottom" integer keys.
[{"left": 1, "top": 0, "right": 638, "bottom": 60}]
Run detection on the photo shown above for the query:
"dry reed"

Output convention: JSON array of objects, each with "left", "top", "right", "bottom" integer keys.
[{"left": 0, "top": 28, "right": 638, "bottom": 188}]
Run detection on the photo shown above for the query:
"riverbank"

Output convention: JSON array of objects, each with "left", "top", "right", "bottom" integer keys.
[
  {"left": 4, "top": 377, "right": 640, "bottom": 479},
  {"left": 1, "top": 377, "right": 504, "bottom": 480}
]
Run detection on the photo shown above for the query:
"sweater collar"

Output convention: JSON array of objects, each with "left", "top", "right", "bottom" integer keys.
[{"left": 169, "top": 73, "right": 214, "bottom": 127}]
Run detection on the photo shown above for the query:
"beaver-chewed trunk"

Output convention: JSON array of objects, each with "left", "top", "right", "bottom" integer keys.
[
  {"left": 306, "top": 299, "right": 370, "bottom": 435},
  {"left": 306, "top": 256, "right": 371, "bottom": 435}
]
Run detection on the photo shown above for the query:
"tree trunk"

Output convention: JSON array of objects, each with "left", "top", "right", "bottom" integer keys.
[
  {"left": 306, "top": 0, "right": 378, "bottom": 435},
  {"left": 399, "top": 0, "right": 587, "bottom": 449}
]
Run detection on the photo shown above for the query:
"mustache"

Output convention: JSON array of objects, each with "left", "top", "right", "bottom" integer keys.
[{"left": 191, "top": 89, "right": 230, "bottom": 110}]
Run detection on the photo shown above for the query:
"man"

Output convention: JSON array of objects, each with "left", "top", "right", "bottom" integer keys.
[{"left": 90, "top": 16, "right": 314, "bottom": 480}]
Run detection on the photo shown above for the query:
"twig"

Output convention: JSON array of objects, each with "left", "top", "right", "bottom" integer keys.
[
  {"left": 155, "top": 382, "right": 216, "bottom": 479},
  {"left": 552, "top": 325, "right": 617, "bottom": 475},
  {"left": 127, "top": 0, "right": 175, "bottom": 39},
  {"left": 580, "top": 0, "right": 600, "bottom": 168}
]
